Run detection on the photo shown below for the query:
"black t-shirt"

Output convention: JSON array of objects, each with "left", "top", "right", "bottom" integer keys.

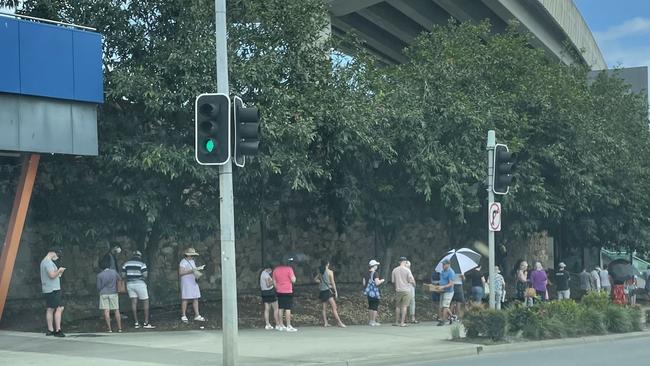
[
  {"left": 466, "top": 270, "right": 484, "bottom": 287},
  {"left": 554, "top": 270, "right": 570, "bottom": 291}
]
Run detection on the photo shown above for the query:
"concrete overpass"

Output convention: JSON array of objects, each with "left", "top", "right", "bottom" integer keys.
[{"left": 327, "top": 0, "right": 607, "bottom": 70}]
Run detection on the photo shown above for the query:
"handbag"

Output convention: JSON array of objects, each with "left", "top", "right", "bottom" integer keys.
[
  {"left": 117, "top": 279, "right": 126, "bottom": 294},
  {"left": 483, "top": 282, "right": 490, "bottom": 298}
]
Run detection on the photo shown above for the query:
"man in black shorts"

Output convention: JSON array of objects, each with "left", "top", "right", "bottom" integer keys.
[
  {"left": 272, "top": 258, "right": 297, "bottom": 332},
  {"left": 40, "top": 249, "right": 66, "bottom": 337}
]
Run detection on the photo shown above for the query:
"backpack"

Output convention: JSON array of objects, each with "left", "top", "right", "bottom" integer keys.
[{"left": 363, "top": 272, "right": 381, "bottom": 299}]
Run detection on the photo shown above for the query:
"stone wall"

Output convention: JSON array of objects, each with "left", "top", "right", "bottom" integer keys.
[{"left": 2, "top": 206, "right": 561, "bottom": 320}]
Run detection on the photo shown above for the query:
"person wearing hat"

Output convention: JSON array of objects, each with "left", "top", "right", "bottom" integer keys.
[
  {"left": 40, "top": 249, "right": 66, "bottom": 337},
  {"left": 555, "top": 262, "right": 571, "bottom": 300},
  {"left": 363, "top": 259, "right": 385, "bottom": 326},
  {"left": 100, "top": 244, "right": 122, "bottom": 272},
  {"left": 122, "top": 250, "right": 155, "bottom": 329},
  {"left": 179, "top": 248, "right": 206, "bottom": 323},
  {"left": 437, "top": 259, "right": 455, "bottom": 326}
]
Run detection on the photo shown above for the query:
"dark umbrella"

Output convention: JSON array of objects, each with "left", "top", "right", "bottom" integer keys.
[{"left": 607, "top": 259, "right": 637, "bottom": 282}]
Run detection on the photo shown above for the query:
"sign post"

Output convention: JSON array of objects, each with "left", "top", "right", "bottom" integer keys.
[{"left": 487, "top": 130, "right": 496, "bottom": 309}]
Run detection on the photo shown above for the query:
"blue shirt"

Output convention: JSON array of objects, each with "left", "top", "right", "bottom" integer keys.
[{"left": 439, "top": 268, "right": 456, "bottom": 293}]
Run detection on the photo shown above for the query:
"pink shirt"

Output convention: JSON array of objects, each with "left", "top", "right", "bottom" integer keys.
[{"left": 272, "top": 266, "right": 295, "bottom": 294}]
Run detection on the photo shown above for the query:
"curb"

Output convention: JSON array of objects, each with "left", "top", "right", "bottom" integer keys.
[
  {"left": 482, "top": 330, "right": 650, "bottom": 355},
  {"left": 313, "top": 330, "right": 650, "bottom": 366}
]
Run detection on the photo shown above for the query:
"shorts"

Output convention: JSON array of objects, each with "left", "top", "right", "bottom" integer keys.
[
  {"left": 44, "top": 290, "right": 63, "bottom": 309},
  {"left": 440, "top": 291, "right": 454, "bottom": 308},
  {"left": 99, "top": 294, "right": 120, "bottom": 310},
  {"left": 319, "top": 289, "right": 333, "bottom": 302},
  {"left": 395, "top": 291, "right": 412, "bottom": 308},
  {"left": 452, "top": 285, "right": 465, "bottom": 303},
  {"left": 261, "top": 289, "right": 277, "bottom": 303},
  {"left": 367, "top": 297, "right": 380, "bottom": 311},
  {"left": 126, "top": 282, "right": 149, "bottom": 300},
  {"left": 277, "top": 293, "right": 294, "bottom": 310}
]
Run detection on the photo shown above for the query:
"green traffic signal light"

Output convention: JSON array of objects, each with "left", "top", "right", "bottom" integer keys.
[{"left": 205, "top": 139, "right": 215, "bottom": 153}]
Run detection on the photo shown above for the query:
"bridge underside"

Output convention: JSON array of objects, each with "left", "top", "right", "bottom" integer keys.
[{"left": 328, "top": 0, "right": 607, "bottom": 70}]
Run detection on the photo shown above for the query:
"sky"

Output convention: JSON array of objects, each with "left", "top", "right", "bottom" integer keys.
[{"left": 574, "top": 0, "right": 650, "bottom": 68}]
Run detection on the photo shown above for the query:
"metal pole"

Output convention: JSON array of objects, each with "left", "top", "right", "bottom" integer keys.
[
  {"left": 487, "top": 130, "right": 496, "bottom": 309},
  {"left": 215, "top": 1, "right": 238, "bottom": 365}
]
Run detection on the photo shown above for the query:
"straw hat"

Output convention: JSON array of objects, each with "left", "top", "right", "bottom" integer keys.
[{"left": 184, "top": 248, "right": 200, "bottom": 256}]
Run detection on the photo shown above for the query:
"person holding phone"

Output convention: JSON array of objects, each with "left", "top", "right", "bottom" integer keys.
[
  {"left": 179, "top": 248, "right": 206, "bottom": 323},
  {"left": 41, "top": 249, "right": 66, "bottom": 337}
]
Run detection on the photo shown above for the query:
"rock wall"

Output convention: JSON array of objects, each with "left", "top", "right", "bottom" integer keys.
[{"left": 2, "top": 208, "right": 559, "bottom": 320}]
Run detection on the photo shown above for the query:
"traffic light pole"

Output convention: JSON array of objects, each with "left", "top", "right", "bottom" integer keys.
[
  {"left": 487, "top": 130, "right": 496, "bottom": 310},
  {"left": 214, "top": 0, "right": 239, "bottom": 365}
]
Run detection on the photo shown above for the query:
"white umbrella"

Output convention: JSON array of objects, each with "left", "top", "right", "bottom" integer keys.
[{"left": 435, "top": 248, "right": 482, "bottom": 274}]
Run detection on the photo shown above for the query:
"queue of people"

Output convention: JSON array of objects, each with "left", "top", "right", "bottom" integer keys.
[
  {"left": 40, "top": 245, "right": 646, "bottom": 337},
  {"left": 40, "top": 245, "right": 209, "bottom": 336}
]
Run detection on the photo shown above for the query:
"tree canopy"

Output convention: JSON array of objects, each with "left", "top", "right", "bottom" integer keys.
[{"left": 1, "top": 0, "right": 648, "bottom": 259}]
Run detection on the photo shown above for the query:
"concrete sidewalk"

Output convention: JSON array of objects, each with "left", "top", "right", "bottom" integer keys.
[{"left": 0, "top": 322, "right": 478, "bottom": 366}]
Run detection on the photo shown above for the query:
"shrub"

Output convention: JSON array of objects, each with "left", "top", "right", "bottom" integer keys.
[
  {"left": 483, "top": 309, "right": 508, "bottom": 341},
  {"left": 627, "top": 306, "right": 642, "bottom": 331},
  {"left": 536, "top": 300, "right": 582, "bottom": 337},
  {"left": 541, "top": 316, "right": 566, "bottom": 339},
  {"left": 463, "top": 305, "right": 486, "bottom": 338},
  {"left": 581, "top": 291, "right": 610, "bottom": 311},
  {"left": 507, "top": 304, "right": 536, "bottom": 334},
  {"left": 605, "top": 305, "right": 632, "bottom": 333},
  {"left": 463, "top": 306, "right": 508, "bottom": 341},
  {"left": 578, "top": 307, "right": 606, "bottom": 335}
]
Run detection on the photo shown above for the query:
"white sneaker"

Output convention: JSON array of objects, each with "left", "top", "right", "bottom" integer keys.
[
  {"left": 275, "top": 325, "right": 285, "bottom": 331},
  {"left": 181, "top": 316, "right": 189, "bottom": 323},
  {"left": 265, "top": 324, "right": 274, "bottom": 330},
  {"left": 286, "top": 325, "right": 298, "bottom": 332},
  {"left": 374, "top": 322, "right": 381, "bottom": 326},
  {"left": 142, "top": 323, "right": 156, "bottom": 329},
  {"left": 368, "top": 321, "right": 375, "bottom": 326},
  {"left": 194, "top": 315, "right": 206, "bottom": 322}
]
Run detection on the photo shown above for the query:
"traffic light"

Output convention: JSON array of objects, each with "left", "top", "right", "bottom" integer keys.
[
  {"left": 232, "top": 96, "right": 261, "bottom": 167},
  {"left": 493, "top": 144, "right": 514, "bottom": 195},
  {"left": 195, "top": 93, "right": 230, "bottom": 165}
]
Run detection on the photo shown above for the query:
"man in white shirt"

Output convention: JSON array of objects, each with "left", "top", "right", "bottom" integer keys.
[
  {"left": 599, "top": 265, "right": 611, "bottom": 295},
  {"left": 590, "top": 267, "right": 601, "bottom": 293}
]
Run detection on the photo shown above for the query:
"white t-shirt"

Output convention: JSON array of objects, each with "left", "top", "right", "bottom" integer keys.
[
  {"left": 599, "top": 270, "right": 611, "bottom": 287},
  {"left": 260, "top": 270, "right": 273, "bottom": 291}
]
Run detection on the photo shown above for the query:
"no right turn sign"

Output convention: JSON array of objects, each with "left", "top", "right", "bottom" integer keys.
[{"left": 489, "top": 202, "right": 501, "bottom": 232}]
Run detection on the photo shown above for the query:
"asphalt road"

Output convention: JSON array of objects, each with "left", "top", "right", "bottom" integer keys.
[{"left": 402, "top": 336, "right": 650, "bottom": 366}]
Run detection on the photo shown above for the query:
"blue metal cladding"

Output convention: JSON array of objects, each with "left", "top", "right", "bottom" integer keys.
[
  {"left": 0, "top": 16, "right": 103, "bottom": 104},
  {"left": 0, "top": 18, "right": 21, "bottom": 94}
]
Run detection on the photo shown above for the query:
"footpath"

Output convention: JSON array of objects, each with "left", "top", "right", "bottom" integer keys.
[
  {"left": 0, "top": 322, "right": 474, "bottom": 366},
  {"left": 0, "top": 322, "right": 648, "bottom": 366}
]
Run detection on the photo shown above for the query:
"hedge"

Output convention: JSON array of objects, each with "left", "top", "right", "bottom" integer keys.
[{"left": 463, "top": 292, "right": 643, "bottom": 341}]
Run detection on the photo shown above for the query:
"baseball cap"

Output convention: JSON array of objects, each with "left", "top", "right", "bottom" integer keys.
[
  {"left": 368, "top": 259, "right": 380, "bottom": 267},
  {"left": 398, "top": 256, "right": 408, "bottom": 263},
  {"left": 558, "top": 262, "right": 566, "bottom": 268},
  {"left": 441, "top": 259, "right": 450, "bottom": 265}
]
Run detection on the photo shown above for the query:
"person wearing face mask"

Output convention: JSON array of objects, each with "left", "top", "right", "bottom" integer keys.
[
  {"left": 101, "top": 245, "right": 122, "bottom": 272},
  {"left": 41, "top": 249, "right": 66, "bottom": 337}
]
